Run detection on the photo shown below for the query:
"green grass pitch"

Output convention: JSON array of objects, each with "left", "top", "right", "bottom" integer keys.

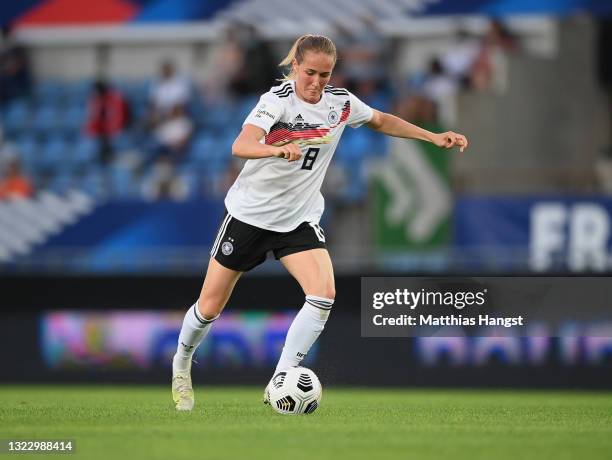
[{"left": 1, "top": 386, "right": 611, "bottom": 460}]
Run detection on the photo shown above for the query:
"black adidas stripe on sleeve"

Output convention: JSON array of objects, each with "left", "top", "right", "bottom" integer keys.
[{"left": 273, "top": 83, "right": 294, "bottom": 98}]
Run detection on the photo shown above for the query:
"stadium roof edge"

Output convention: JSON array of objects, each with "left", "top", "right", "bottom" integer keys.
[
  {"left": 12, "top": 14, "right": 556, "bottom": 46},
  {"left": 13, "top": 21, "right": 223, "bottom": 45}
]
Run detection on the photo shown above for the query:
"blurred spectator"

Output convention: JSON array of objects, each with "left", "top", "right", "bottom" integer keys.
[
  {"left": 0, "top": 26, "right": 31, "bottom": 106},
  {"left": 228, "top": 24, "right": 278, "bottom": 96},
  {"left": 470, "top": 20, "right": 518, "bottom": 93},
  {"left": 147, "top": 61, "right": 193, "bottom": 163},
  {"left": 87, "top": 80, "right": 130, "bottom": 164},
  {"left": 395, "top": 93, "right": 437, "bottom": 126},
  {"left": 0, "top": 155, "right": 33, "bottom": 200},
  {"left": 203, "top": 26, "right": 246, "bottom": 102},
  {"left": 440, "top": 30, "right": 479, "bottom": 88},
  {"left": 422, "top": 58, "right": 458, "bottom": 126},
  {"left": 86, "top": 79, "right": 130, "bottom": 164},
  {"left": 141, "top": 156, "right": 187, "bottom": 201},
  {"left": 153, "top": 104, "right": 193, "bottom": 162},
  {"left": 149, "top": 60, "right": 190, "bottom": 120}
]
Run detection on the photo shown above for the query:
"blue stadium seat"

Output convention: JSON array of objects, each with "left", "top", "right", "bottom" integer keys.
[
  {"left": 49, "top": 171, "right": 74, "bottom": 194},
  {"left": 64, "top": 79, "right": 93, "bottom": 106},
  {"left": 115, "top": 79, "right": 150, "bottom": 108},
  {"left": 335, "top": 129, "right": 372, "bottom": 162},
  {"left": 216, "top": 132, "right": 235, "bottom": 157},
  {"left": 33, "top": 80, "right": 65, "bottom": 107},
  {"left": 177, "top": 166, "right": 200, "bottom": 200},
  {"left": 60, "top": 105, "right": 87, "bottom": 137},
  {"left": 333, "top": 130, "right": 373, "bottom": 202},
  {"left": 72, "top": 137, "right": 98, "bottom": 168},
  {"left": 134, "top": 80, "right": 152, "bottom": 100},
  {"left": 199, "top": 102, "right": 235, "bottom": 131},
  {"left": 130, "top": 98, "right": 149, "bottom": 123},
  {"left": 110, "top": 132, "right": 134, "bottom": 152},
  {"left": 194, "top": 134, "right": 231, "bottom": 175},
  {"left": 78, "top": 167, "right": 106, "bottom": 198},
  {"left": 237, "top": 96, "right": 258, "bottom": 119},
  {"left": 364, "top": 91, "right": 392, "bottom": 113},
  {"left": 110, "top": 79, "right": 131, "bottom": 96},
  {"left": 188, "top": 95, "right": 207, "bottom": 125},
  {"left": 3, "top": 100, "right": 30, "bottom": 136},
  {"left": 39, "top": 136, "right": 70, "bottom": 171},
  {"left": 119, "top": 80, "right": 149, "bottom": 123},
  {"left": 109, "top": 164, "right": 138, "bottom": 199},
  {"left": 16, "top": 135, "right": 39, "bottom": 173},
  {"left": 32, "top": 105, "right": 62, "bottom": 137},
  {"left": 339, "top": 161, "right": 367, "bottom": 203},
  {"left": 189, "top": 133, "right": 218, "bottom": 164},
  {"left": 369, "top": 131, "right": 389, "bottom": 157}
]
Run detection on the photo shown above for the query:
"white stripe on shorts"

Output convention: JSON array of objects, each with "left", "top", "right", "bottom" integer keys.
[
  {"left": 210, "top": 214, "right": 232, "bottom": 257},
  {"left": 309, "top": 222, "right": 325, "bottom": 243}
]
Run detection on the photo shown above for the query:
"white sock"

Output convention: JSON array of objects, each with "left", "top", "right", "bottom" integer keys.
[
  {"left": 173, "top": 301, "right": 218, "bottom": 373},
  {"left": 274, "top": 295, "right": 333, "bottom": 373}
]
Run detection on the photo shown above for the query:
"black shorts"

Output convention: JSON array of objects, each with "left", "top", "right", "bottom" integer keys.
[{"left": 210, "top": 210, "right": 327, "bottom": 272}]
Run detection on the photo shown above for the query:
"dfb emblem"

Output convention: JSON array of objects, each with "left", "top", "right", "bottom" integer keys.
[
  {"left": 328, "top": 110, "right": 339, "bottom": 126},
  {"left": 221, "top": 241, "right": 234, "bottom": 256}
]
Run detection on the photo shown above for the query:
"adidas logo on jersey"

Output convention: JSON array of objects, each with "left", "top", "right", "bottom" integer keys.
[{"left": 294, "top": 114, "right": 304, "bottom": 122}]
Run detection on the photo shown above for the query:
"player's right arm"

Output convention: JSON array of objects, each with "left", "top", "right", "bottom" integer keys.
[{"left": 232, "top": 124, "right": 302, "bottom": 162}]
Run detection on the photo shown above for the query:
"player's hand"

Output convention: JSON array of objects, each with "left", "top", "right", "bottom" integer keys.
[
  {"left": 273, "top": 144, "right": 303, "bottom": 162},
  {"left": 433, "top": 131, "right": 469, "bottom": 153}
]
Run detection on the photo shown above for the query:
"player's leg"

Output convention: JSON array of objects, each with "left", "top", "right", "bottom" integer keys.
[
  {"left": 173, "top": 211, "right": 269, "bottom": 410},
  {"left": 173, "top": 258, "right": 242, "bottom": 372},
  {"left": 274, "top": 247, "right": 335, "bottom": 373},
  {"left": 172, "top": 258, "right": 242, "bottom": 411}
]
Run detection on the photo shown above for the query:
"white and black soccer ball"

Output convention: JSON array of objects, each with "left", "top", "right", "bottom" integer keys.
[{"left": 266, "top": 367, "right": 322, "bottom": 415}]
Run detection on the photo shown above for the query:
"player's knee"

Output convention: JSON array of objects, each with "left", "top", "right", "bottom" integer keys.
[
  {"left": 307, "top": 272, "right": 335, "bottom": 300},
  {"left": 315, "top": 283, "right": 335, "bottom": 300},
  {"left": 323, "top": 286, "right": 335, "bottom": 300},
  {"left": 322, "top": 277, "right": 335, "bottom": 300},
  {"left": 306, "top": 286, "right": 335, "bottom": 300},
  {"left": 197, "top": 296, "right": 223, "bottom": 320}
]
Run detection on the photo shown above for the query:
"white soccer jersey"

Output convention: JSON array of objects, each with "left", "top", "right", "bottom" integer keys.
[{"left": 224, "top": 80, "right": 374, "bottom": 232}]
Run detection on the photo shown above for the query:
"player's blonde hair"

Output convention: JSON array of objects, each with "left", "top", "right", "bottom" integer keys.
[{"left": 279, "top": 34, "right": 337, "bottom": 81}]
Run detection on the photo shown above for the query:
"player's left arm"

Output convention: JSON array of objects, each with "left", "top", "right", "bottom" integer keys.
[{"left": 366, "top": 109, "right": 468, "bottom": 153}]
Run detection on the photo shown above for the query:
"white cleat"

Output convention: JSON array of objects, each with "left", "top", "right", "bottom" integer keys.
[
  {"left": 262, "top": 382, "right": 270, "bottom": 405},
  {"left": 172, "top": 370, "right": 194, "bottom": 411}
]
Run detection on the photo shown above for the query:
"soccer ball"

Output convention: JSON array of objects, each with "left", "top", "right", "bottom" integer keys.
[{"left": 266, "top": 367, "right": 322, "bottom": 415}]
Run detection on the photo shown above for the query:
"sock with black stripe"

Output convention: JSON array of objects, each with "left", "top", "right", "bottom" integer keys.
[
  {"left": 274, "top": 295, "right": 333, "bottom": 373},
  {"left": 173, "top": 301, "right": 218, "bottom": 373}
]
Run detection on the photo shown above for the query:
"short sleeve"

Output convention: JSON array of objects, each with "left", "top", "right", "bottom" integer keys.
[
  {"left": 347, "top": 91, "right": 374, "bottom": 128},
  {"left": 242, "top": 94, "right": 284, "bottom": 134}
]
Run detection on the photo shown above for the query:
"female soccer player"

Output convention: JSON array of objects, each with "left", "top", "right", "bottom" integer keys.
[{"left": 172, "top": 34, "right": 468, "bottom": 410}]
